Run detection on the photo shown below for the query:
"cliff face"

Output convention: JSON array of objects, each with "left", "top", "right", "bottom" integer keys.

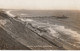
[
  {"left": 0, "top": 27, "right": 30, "bottom": 50},
  {"left": 0, "top": 13, "right": 31, "bottom": 50}
]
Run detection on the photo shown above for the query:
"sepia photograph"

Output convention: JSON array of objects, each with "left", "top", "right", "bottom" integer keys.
[{"left": 0, "top": 0, "right": 80, "bottom": 50}]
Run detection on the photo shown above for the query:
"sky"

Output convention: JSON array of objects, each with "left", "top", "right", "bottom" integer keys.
[{"left": 0, "top": 0, "right": 80, "bottom": 10}]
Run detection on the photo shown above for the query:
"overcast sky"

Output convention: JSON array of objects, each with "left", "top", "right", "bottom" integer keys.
[{"left": 0, "top": 0, "right": 80, "bottom": 10}]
